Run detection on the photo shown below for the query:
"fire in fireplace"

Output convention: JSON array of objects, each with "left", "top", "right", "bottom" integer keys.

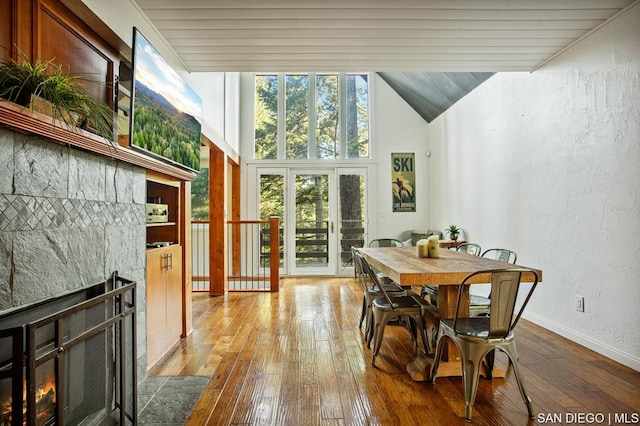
[
  {"left": 0, "top": 273, "right": 136, "bottom": 426},
  {"left": 1, "top": 366, "right": 55, "bottom": 426}
]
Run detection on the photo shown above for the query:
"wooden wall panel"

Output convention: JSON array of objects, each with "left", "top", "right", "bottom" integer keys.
[
  {"left": 0, "top": 0, "right": 11, "bottom": 58},
  {"left": 1, "top": 0, "right": 117, "bottom": 104},
  {"left": 181, "top": 180, "right": 193, "bottom": 336},
  {"left": 209, "top": 146, "right": 227, "bottom": 296},
  {"left": 37, "top": 0, "right": 116, "bottom": 104},
  {"left": 1, "top": 0, "right": 34, "bottom": 60}
]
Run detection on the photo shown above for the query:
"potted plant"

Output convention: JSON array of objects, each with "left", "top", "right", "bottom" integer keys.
[
  {"left": 446, "top": 224, "right": 461, "bottom": 241},
  {"left": 0, "top": 56, "right": 116, "bottom": 145}
]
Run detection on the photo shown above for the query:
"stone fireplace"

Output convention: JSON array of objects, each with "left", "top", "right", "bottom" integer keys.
[
  {"left": 0, "top": 126, "right": 148, "bottom": 422},
  {"left": 0, "top": 274, "right": 136, "bottom": 425}
]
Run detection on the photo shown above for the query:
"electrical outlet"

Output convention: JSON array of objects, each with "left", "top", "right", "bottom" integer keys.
[{"left": 576, "top": 296, "right": 585, "bottom": 312}]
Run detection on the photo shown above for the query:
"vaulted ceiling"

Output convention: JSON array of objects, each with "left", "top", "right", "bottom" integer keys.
[
  {"left": 378, "top": 72, "right": 494, "bottom": 122},
  {"left": 133, "top": 0, "right": 637, "bottom": 121}
]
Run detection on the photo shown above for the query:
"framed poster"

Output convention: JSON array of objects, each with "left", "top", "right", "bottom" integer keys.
[{"left": 391, "top": 152, "right": 416, "bottom": 212}]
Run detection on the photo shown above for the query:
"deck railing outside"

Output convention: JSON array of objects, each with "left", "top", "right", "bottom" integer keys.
[
  {"left": 191, "top": 217, "right": 364, "bottom": 288},
  {"left": 191, "top": 218, "right": 280, "bottom": 292},
  {"left": 191, "top": 221, "right": 210, "bottom": 291}
]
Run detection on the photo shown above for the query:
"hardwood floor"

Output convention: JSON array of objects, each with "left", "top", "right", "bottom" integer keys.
[{"left": 149, "top": 277, "right": 640, "bottom": 425}]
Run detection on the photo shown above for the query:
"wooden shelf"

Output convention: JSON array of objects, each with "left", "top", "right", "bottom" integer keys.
[{"left": 146, "top": 222, "right": 177, "bottom": 228}]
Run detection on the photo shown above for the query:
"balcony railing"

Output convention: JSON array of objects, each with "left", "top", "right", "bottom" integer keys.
[
  {"left": 191, "top": 218, "right": 364, "bottom": 288},
  {"left": 227, "top": 218, "right": 280, "bottom": 291},
  {"left": 191, "top": 218, "right": 280, "bottom": 292}
]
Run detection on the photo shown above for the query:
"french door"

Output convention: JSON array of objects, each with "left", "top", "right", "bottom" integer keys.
[
  {"left": 289, "top": 170, "right": 335, "bottom": 274},
  {"left": 256, "top": 167, "right": 367, "bottom": 276}
]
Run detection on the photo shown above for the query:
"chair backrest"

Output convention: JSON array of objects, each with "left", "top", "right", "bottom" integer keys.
[
  {"left": 456, "top": 243, "right": 481, "bottom": 256},
  {"left": 351, "top": 246, "right": 363, "bottom": 276},
  {"left": 481, "top": 248, "right": 517, "bottom": 264},
  {"left": 358, "top": 253, "right": 399, "bottom": 309},
  {"left": 453, "top": 268, "right": 539, "bottom": 338},
  {"left": 369, "top": 238, "right": 403, "bottom": 248},
  {"left": 352, "top": 250, "right": 370, "bottom": 291}
]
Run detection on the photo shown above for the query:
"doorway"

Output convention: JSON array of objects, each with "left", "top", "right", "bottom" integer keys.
[{"left": 256, "top": 167, "right": 367, "bottom": 276}]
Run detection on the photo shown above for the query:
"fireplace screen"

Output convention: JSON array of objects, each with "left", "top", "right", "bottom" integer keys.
[{"left": 0, "top": 273, "right": 136, "bottom": 426}]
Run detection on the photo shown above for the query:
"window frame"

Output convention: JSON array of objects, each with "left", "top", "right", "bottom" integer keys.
[{"left": 254, "top": 72, "right": 371, "bottom": 160}]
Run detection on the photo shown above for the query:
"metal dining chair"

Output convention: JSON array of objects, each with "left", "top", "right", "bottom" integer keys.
[
  {"left": 469, "top": 248, "right": 518, "bottom": 316},
  {"left": 420, "top": 243, "right": 482, "bottom": 306},
  {"left": 353, "top": 249, "right": 407, "bottom": 346},
  {"left": 481, "top": 248, "right": 517, "bottom": 264},
  {"left": 368, "top": 238, "right": 408, "bottom": 288},
  {"left": 430, "top": 268, "right": 539, "bottom": 421},
  {"left": 369, "top": 238, "right": 404, "bottom": 248},
  {"left": 360, "top": 254, "right": 434, "bottom": 365},
  {"left": 457, "top": 243, "right": 482, "bottom": 256}
]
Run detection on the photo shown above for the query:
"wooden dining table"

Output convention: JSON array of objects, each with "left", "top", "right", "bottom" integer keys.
[{"left": 357, "top": 246, "right": 542, "bottom": 381}]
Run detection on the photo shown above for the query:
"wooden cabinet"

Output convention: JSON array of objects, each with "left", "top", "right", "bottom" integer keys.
[
  {"left": 145, "top": 173, "right": 192, "bottom": 370},
  {"left": 146, "top": 244, "right": 183, "bottom": 368}
]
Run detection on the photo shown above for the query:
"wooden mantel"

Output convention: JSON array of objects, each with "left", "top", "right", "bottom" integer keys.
[{"left": 0, "top": 100, "right": 197, "bottom": 181}]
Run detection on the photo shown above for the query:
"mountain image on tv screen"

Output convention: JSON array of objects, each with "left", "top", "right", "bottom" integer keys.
[{"left": 130, "top": 28, "right": 202, "bottom": 171}]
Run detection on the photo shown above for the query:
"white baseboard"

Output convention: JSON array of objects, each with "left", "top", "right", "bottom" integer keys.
[{"left": 523, "top": 312, "right": 640, "bottom": 372}]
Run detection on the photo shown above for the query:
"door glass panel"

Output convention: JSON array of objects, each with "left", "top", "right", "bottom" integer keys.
[
  {"left": 259, "top": 174, "right": 285, "bottom": 267},
  {"left": 339, "top": 173, "right": 365, "bottom": 268},
  {"left": 294, "top": 174, "right": 329, "bottom": 268}
]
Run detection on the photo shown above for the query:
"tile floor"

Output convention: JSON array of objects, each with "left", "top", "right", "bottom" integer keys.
[{"left": 137, "top": 376, "right": 210, "bottom": 425}]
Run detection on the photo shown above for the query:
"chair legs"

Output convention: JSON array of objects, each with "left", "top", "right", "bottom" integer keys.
[
  {"left": 500, "top": 342, "right": 535, "bottom": 418},
  {"left": 370, "top": 309, "right": 389, "bottom": 365},
  {"left": 358, "top": 295, "right": 366, "bottom": 329},
  {"left": 429, "top": 325, "right": 446, "bottom": 382},
  {"left": 371, "top": 310, "right": 430, "bottom": 365},
  {"left": 461, "top": 341, "right": 485, "bottom": 421},
  {"left": 484, "top": 349, "right": 495, "bottom": 379},
  {"left": 431, "top": 330, "right": 535, "bottom": 421}
]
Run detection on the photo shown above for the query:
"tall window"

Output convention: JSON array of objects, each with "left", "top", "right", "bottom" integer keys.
[
  {"left": 316, "top": 74, "right": 339, "bottom": 158},
  {"left": 255, "top": 75, "right": 278, "bottom": 159},
  {"left": 254, "top": 73, "right": 369, "bottom": 160},
  {"left": 285, "top": 75, "right": 309, "bottom": 159}
]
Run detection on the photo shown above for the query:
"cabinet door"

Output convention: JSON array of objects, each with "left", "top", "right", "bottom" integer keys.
[
  {"left": 146, "top": 249, "right": 167, "bottom": 367},
  {"left": 165, "top": 245, "right": 183, "bottom": 342}
]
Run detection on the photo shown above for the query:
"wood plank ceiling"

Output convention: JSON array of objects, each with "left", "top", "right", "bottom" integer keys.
[
  {"left": 133, "top": 0, "right": 637, "bottom": 121},
  {"left": 134, "top": 0, "right": 636, "bottom": 73}
]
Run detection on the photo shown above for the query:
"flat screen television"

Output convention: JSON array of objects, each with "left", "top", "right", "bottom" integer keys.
[{"left": 129, "top": 27, "right": 201, "bottom": 171}]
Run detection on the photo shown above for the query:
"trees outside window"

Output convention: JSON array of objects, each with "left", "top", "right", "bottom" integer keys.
[
  {"left": 285, "top": 75, "right": 309, "bottom": 159},
  {"left": 254, "top": 73, "right": 369, "bottom": 160},
  {"left": 255, "top": 75, "right": 278, "bottom": 159}
]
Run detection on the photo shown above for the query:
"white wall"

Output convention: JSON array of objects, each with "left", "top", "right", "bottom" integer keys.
[
  {"left": 427, "top": 5, "right": 640, "bottom": 370},
  {"left": 183, "top": 72, "right": 241, "bottom": 155},
  {"left": 371, "top": 75, "right": 430, "bottom": 240}
]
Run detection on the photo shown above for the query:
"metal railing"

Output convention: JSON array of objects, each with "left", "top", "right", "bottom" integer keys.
[
  {"left": 191, "top": 218, "right": 365, "bottom": 287},
  {"left": 191, "top": 218, "right": 280, "bottom": 292},
  {"left": 191, "top": 221, "right": 210, "bottom": 291},
  {"left": 227, "top": 217, "right": 280, "bottom": 291},
  {"left": 256, "top": 220, "right": 364, "bottom": 265}
]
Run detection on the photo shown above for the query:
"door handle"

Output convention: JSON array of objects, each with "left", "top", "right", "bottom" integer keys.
[
  {"left": 161, "top": 253, "right": 173, "bottom": 270},
  {"left": 330, "top": 221, "right": 334, "bottom": 234}
]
